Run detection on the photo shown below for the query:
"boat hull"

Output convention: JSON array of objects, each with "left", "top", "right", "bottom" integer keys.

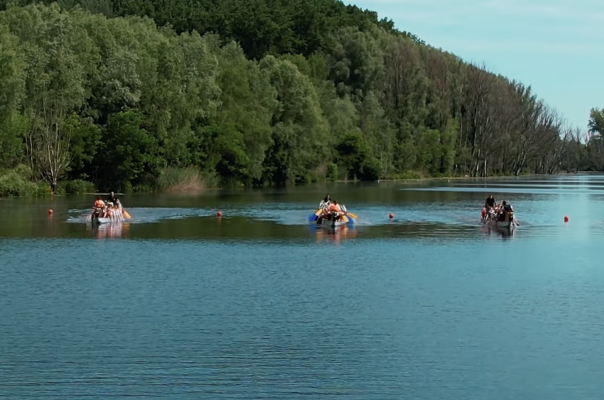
[
  {"left": 496, "top": 220, "right": 515, "bottom": 229},
  {"left": 317, "top": 218, "right": 350, "bottom": 227},
  {"left": 313, "top": 213, "right": 353, "bottom": 227},
  {"left": 481, "top": 208, "right": 516, "bottom": 228},
  {"left": 482, "top": 216, "right": 516, "bottom": 229},
  {"left": 89, "top": 211, "right": 126, "bottom": 225}
]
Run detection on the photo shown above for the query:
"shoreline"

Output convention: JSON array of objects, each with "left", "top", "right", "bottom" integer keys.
[
  {"left": 335, "top": 174, "right": 532, "bottom": 184},
  {"left": 0, "top": 171, "right": 596, "bottom": 198},
  {"left": 335, "top": 171, "right": 592, "bottom": 184}
]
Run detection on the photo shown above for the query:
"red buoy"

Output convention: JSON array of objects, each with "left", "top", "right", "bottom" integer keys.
[
  {"left": 47, "top": 209, "right": 53, "bottom": 215},
  {"left": 564, "top": 215, "right": 569, "bottom": 223},
  {"left": 389, "top": 213, "right": 394, "bottom": 219},
  {"left": 216, "top": 211, "right": 223, "bottom": 217}
]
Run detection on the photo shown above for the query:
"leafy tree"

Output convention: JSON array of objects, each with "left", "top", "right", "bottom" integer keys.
[
  {"left": 0, "top": 1, "right": 594, "bottom": 196},
  {"left": 260, "top": 55, "right": 328, "bottom": 184},
  {"left": 62, "top": 113, "right": 102, "bottom": 179},
  {"left": 0, "top": 25, "right": 26, "bottom": 168},
  {"left": 0, "top": 4, "right": 97, "bottom": 191},
  {"left": 99, "top": 109, "right": 158, "bottom": 190}
]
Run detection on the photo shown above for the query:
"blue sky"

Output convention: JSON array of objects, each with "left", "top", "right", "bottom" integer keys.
[{"left": 345, "top": 0, "right": 603, "bottom": 130}]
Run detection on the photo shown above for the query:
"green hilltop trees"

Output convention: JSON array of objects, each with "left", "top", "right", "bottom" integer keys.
[{"left": 0, "top": 0, "right": 596, "bottom": 195}]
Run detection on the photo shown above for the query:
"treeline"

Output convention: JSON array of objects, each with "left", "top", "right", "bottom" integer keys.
[
  {"left": 566, "top": 108, "right": 604, "bottom": 172},
  {"left": 0, "top": 0, "right": 588, "bottom": 195}
]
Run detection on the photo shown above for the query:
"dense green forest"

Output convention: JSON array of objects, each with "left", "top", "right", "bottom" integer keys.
[{"left": 0, "top": 0, "right": 601, "bottom": 196}]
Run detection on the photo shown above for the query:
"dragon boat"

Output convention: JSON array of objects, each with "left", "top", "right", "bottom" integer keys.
[
  {"left": 481, "top": 206, "right": 517, "bottom": 229},
  {"left": 88, "top": 202, "right": 130, "bottom": 225},
  {"left": 309, "top": 203, "right": 357, "bottom": 228}
]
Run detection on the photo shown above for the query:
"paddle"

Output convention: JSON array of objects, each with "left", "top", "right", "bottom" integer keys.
[
  {"left": 346, "top": 212, "right": 358, "bottom": 219},
  {"left": 306, "top": 209, "right": 318, "bottom": 221},
  {"left": 123, "top": 209, "right": 131, "bottom": 219}
]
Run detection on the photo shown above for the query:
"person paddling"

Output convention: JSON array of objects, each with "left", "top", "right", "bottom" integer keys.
[
  {"left": 500, "top": 200, "right": 515, "bottom": 223},
  {"left": 106, "top": 191, "right": 117, "bottom": 205},
  {"left": 94, "top": 196, "right": 105, "bottom": 209},
  {"left": 319, "top": 194, "right": 331, "bottom": 209},
  {"left": 316, "top": 194, "right": 331, "bottom": 223},
  {"left": 485, "top": 194, "right": 496, "bottom": 211},
  {"left": 92, "top": 196, "right": 106, "bottom": 220},
  {"left": 329, "top": 200, "right": 342, "bottom": 221}
]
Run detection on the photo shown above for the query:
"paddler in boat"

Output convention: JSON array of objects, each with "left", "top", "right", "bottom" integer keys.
[
  {"left": 94, "top": 196, "right": 105, "bottom": 208},
  {"left": 328, "top": 200, "right": 342, "bottom": 221},
  {"left": 485, "top": 194, "right": 496, "bottom": 212},
  {"left": 317, "top": 195, "right": 331, "bottom": 223},
  {"left": 106, "top": 191, "right": 118, "bottom": 205},
  {"left": 498, "top": 200, "right": 514, "bottom": 222},
  {"left": 319, "top": 194, "right": 331, "bottom": 209},
  {"left": 92, "top": 196, "right": 106, "bottom": 220}
]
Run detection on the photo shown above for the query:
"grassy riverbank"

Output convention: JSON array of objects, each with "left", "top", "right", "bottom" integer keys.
[
  {"left": 0, "top": 164, "right": 548, "bottom": 198},
  {"left": 0, "top": 165, "right": 210, "bottom": 197}
]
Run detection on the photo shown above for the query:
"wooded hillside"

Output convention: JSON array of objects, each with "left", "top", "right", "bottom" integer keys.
[{"left": 0, "top": 0, "right": 594, "bottom": 195}]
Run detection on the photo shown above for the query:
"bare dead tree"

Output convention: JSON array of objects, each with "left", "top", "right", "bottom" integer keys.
[
  {"left": 32, "top": 118, "right": 71, "bottom": 193},
  {"left": 461, "top": 63, "right": 499, "bottom": 176},
  {"left": 382, "top": 38, "right": 426, "bottom": 130}
]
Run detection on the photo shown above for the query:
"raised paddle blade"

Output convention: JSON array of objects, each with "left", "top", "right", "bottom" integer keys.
[
  {"left": 347, "top": 212, "right": 358, "bottom": 219},
  {"left": 123, "top": 210, "right": 131, "bottom": 219},
  {"left": 315, "top": 209, "right": 322, "bottom": 216}
]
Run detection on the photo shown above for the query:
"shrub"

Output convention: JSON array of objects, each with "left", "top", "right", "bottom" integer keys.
[
  {"left": 326, "top": 163, "right": 338, "bottom": 182},
  {"left": 64, "top": 179, "right": 96, "bottom": 195},
  {"left": 0, "top": 170, "right": 48, "bottom": 197},
  {"left": 155, "top": 167, "right": 205, "bottom": 192}
]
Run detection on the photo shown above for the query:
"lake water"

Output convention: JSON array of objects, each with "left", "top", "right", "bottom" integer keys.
[{"left": 1, "top": 175, "right": 604, "bottom": 399}]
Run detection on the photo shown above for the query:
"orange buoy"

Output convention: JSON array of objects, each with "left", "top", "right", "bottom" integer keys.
[
  {"left": 389, "top": 213, "right": 394, "bottom": 219},
  {"left": 47, "top": 209, "right": 53, "bottom": 215},
  {"left": 564, "top": 215, "right": 569, "bottom": 223},
  {"left": 216, "top": 211, "right": 223, "bottom": 217}
]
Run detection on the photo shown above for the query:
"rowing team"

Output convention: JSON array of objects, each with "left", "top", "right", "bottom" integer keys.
[
  {"left": 318, "top": 194, "right": 347, "bottom": 219},
  {"left": 483, "top": 194, "right": 514, "bottom": 214},
  {"left": 92, "top": 192, "right": 129, "bottom": 219}
]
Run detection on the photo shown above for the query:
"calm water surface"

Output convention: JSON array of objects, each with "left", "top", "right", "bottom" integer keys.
[{"left": 1, "top": 175, "right": 604, "bottom": 399}]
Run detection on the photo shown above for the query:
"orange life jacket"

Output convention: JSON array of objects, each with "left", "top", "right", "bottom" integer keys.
[{"left": 94, "top": 199, "right": 105, "bottom": 208}]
